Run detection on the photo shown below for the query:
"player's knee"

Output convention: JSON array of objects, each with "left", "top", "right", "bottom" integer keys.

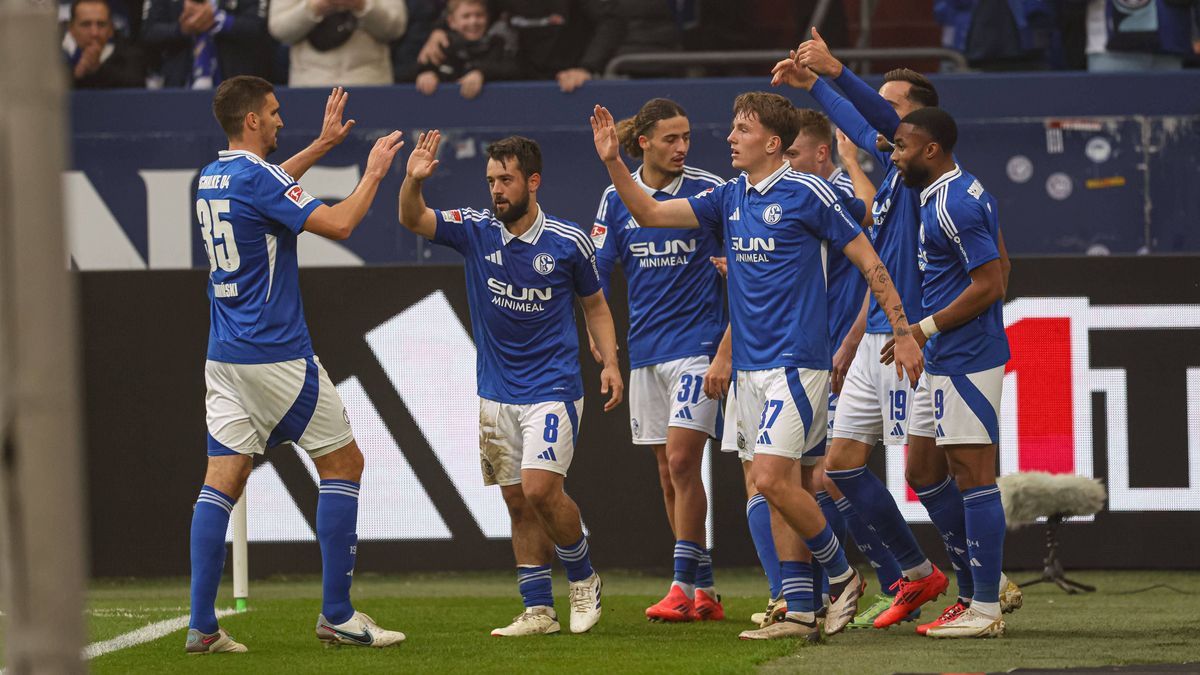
[
  {"left": 820, "top": 471, "right": 840, "bottom": 497},
  {"left": 905, "top": 462, "right": 943, "bottom": 490},
  {"left": 521, "top": 480, "right": 560, "bottom": 511},
  {"left": 667, "top": 449, "right": 700, "bottom": 479},
  {"left": 824, "top": 441, "right": 860, "bottom": 471}
]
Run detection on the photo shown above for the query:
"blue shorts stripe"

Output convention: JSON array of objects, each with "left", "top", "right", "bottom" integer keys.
[
  {"left": 565, "top": 400, "right": 581, "bottom": 447},
  {"left": 785, "top": 368, "right": 815, "bottom": 445},
  {"left": 950, "top": 374, "right": 999, "bottom": 444},
  {"left": 266, "top": 356, "right": 320, "bottom": 448},
  {"left": 206, "top": 433, "right": 240, "bottom": 457}
]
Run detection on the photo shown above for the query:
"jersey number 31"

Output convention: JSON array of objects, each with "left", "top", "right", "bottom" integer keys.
[{"left": 197, "top": 198, "right": 241, "bottom": 273}]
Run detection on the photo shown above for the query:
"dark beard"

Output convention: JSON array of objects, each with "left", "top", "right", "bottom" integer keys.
[
  {"left": 494, "top": 195, "right": 530, "bottom": 224},
  {"left": 900, "top": 164, "right": 930, "bottom": 188}
]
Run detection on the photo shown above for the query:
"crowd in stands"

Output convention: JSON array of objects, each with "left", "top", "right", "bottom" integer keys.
[{"left": 63, "top": 0, "right": 1200, "bottom": 91}]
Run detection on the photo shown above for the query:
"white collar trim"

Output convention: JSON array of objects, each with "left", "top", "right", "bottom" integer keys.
[
  {"left": 745, "top": 161, "right": 791, "bottom": 195},
  {"left": 633, "top": 166, "right": 683, "bottom": 196},
  {"left": 498, "top": 205, "right": 545, "bottom": 245},
  {"left": 920, "top": 164, "right": 962, "bottom": 205}
]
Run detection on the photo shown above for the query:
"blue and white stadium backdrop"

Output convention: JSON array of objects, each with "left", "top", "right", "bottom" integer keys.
[{"left": 72, "top": 75, "right": 1200, "bottom": 576}]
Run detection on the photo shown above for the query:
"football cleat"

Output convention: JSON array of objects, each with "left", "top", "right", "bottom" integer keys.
[
  {"left": 491, "top": 605, "right": 560, "bottom": 637},
  {"left": 999, "top": 573, "right": 1024, "bottom": 614},
  {"left": 873, "top": 566, "right": 949, "bottom": 628},
  {"left": 738, "top": 616, "right": 820, "bottom": 643},
  {"left": 916, "top": 600, "right": 968, "bottom": 635},
  {"left": 925, "top": 606, "right": 1005, "bottom": 639},
  {"left": 646, "top": 585, "right": 694, "bottom": 622},
  {"left": 315, "top": 611, "right": 406, "bottom": 648},
  {"left": 568, "top": 572, "right": 603, "bottom": 633},
  {"left": 823, "top": 568, "right": 866, "bottom": 635},
  {"left": 184, "top": 627, "right": 247, "bottom": 654},
  {"left": 692, "top": 588, "right": 725, "bottom": 621},
  {"left": 750, "top": 596, "right": 786, "bottom": 627}
]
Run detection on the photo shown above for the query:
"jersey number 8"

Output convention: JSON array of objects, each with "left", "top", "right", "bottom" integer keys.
[{"left": 197, "top": 198, "right": 241, "bottom": 273}]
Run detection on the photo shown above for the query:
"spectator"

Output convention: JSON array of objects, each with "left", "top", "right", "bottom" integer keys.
[
  {"left": 417, "top": 0, "right": 620, "bottom": 92},
  {"left": 60, "top": 0, "right": 135, "bottom": 38},
  {"left": 415, "top": 0, "right": 518, "bottom": 98},
  {"left": 392, "top": 0, "right": 445, "bottom": 82},
  {"left": 140, "top": 0, "right": 275, "bottom": 88},
  {"left": 65, "top": 0, "right": 146, "bottom": 88},
  {"left": 1084, "top": 0, "right": 1198, "bottom": 71},
  {"left": 934, "top": 0, "right": 1059, "bottom": 71},
  {"left": 269, "top": 0, "right": 408, "bottom": 87}
]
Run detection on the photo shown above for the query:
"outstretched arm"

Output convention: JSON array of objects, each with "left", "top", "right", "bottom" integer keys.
[
  {"left": 397, "top": 131, "right": 442, "bottom": 239},
  {"left": 281, "top": 87, "right": 356, "bottom": 181},
  {"left": 797, "top": 28, "right": 903, "bottom": 140},
  {"left": 302, "top": 131, "right": 403, "bottom": 241},
  {"left": 841, "top": 233, "right": 923, "bottom": 386},
  {"left": 591, "top": 105, "right": 700, "bottom": 229},
  {"left": 580, "top": 289, "right": 624, "bottom": 412},
  {"left": 835, "top": 128, "right": 878, "bottom": 229},
  {"left": 771, "top": 55, "right": 887, "bottom": 165}
]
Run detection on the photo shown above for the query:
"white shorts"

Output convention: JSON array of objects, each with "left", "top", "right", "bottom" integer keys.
[
  {"left": 908, "top": 365, "right": 1003, "bottom": 446},
  {"left": 719, "top": 383, "right": 747, "bottom": 458},
  {"left": 831, "top": 333, "right": 913, "bottom": 446},
  {"left": 629, "top": 355, "right": 719, "bottom": 444},
  {"left": 479, "top": 397, "right": 583, "bottom": 487},
  {"left": 205, "top": 356, "right": 353, "bottom": 459},
  {"left": 734, "top": 367, "right": 829, "bottom": 464}
]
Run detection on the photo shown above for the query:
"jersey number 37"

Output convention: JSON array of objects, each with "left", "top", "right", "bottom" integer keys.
[{"left": 197, "top": 198, "right": 241, "bottom": 273}]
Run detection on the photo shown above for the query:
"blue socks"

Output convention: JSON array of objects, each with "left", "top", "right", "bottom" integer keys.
[
  {"left": 780, "top": 561, "right": 817, "bottom": 614},
  {"left": 673, "top": 540, "right": 704, "bottom": 589},
  {"left": 815, "top": 491, "right": 846, "bottom": 542},
  {"left": 915, "top": 476, "right": 974, "bottom": 601},
  {"left": 746, "top": 494, "right": 782, "bottom": 598},
  {"left": 803, "top": 523, "right": 852, "bottom": 581},
  {"left": 696, "top": 549, "right": 715, "bottom": 589},
  {"left": 836, "top": 496, "right": 903, "bottom": 594},
  {"left": 189, "top": 485, "right": 234, "bottom": 634},
  {"left": 317, "top": 479, "right": 360, "bottom": 625},
  {"left": 828, "top": 465, "right": 929, "bottom": 573},
  {"left": 518, "top": 565, "right": 554, "bottom": 608},
  {"left": 555, "top": 535, "right": 594, "bottom": 582},
  {"left": 963, "top": 485, "right": 1006, "bottom": 605}
]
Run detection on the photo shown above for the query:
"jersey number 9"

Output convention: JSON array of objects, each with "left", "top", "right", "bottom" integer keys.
[{"left": 197, "top": 198, "right": 241, "bottom": 273}]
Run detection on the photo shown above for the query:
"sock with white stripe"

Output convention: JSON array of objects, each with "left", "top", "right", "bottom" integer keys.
[
  {"left": 835, "top": 497, "right": 903, "bottom": 595},
  {"left": 672, "top": 540, "right": 703, "bottom": 595},
  {"left": 746, "top": 494, "right": 782, "bottom": 598},
  {"left": 318, "top": 479, "right": 360, "bottom": 625},
  {"left": 189, "top": 485, "right": 234, "bottom": 633},
  {"left": 555, "top": 535, "right": 594, "bottom": 582},
  {"left": 780, "top": 560, "right": 817, "bottom": 620},
  {"left": 915, "top": 476, "right": 974, "bottom": 601},
  {"left": 517, "top": 564, "right": 554, "bottom": 608},
  {"left": 963, "top": 484, "right": 1006, "bottom": 611},
  {"left": 696, "top": 549, "right": 715, "bottom": 591},
  {"left": 827, "top": 465, "right": 930, "bottom": 576},
  {"left": 803, "top": 523, "right": 853, "bottom": 583}
]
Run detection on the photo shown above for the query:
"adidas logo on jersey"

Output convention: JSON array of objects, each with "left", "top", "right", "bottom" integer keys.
[
  {"left": 536, "top": 447, "right": 558, "bottom": 462},
  {"left": 674, "top": 407, "right": 693, "bottom": 421},
  {"left": 486, "top": 250, "right": 503, "bottom": 265},
  {"left": 729, "top": 207, "right": 740, "bottom": 221},
  {"left": 890, "top": 422, "right": 905, "bottom": 437}
]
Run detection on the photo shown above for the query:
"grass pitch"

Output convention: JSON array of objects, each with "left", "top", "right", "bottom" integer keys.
[{"left": 12, "top": 570, "right": 1200, "bottom": 673}]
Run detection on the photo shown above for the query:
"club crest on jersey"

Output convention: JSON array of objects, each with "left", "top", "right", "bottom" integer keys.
[
  {"left": 533, "top": 253, "right": 555, "bottom": 275},
  {"left": 441, "top": 209, "right": 463, "bottom": 223},
  {"left": 590, "top": 223, "right": 608, "bottom": 249},
  {"left": 285, "top": 185, "right": 315, "bottom": 208},
  {"left": 762, "top": 203, "right": 783, "bottom": 224}
]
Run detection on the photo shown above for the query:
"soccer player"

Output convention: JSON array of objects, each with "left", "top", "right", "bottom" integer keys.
[
  {"left": 592, "top": 93, "right": 923, "bottom": 641},
  {"left": 398, "top": 132, "right": 620, "bottom": 637},
  {"left": 773, "top": 36, "right": 959, "bottom": 629},
  {"left": 188, "top": 77, "right": 407, "bottom": 653},
  {"left": 887, "top": 107, "right": 1010, "bottom": 637},
  {"left": 591, "top": 98, "right": 727, "bottom": 623}
]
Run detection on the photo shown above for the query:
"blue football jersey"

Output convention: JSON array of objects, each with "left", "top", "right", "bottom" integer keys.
[
  {"left": 825, "top": 168, "right": 868, "bottom": 348},
  {"left": 198, "top": 150, "right": 322, "bottom": 364},
  {"left": 592, "top": 166, "right": 727, "bottom": 369},
  {"left": 865, "top": 164, "right": 924, "bottom": 336},
  {"left": 688, "top": 162, "right": 863, "bottom": 372},
  {"left": 433, "top": 206, "right": 602, "bottom": 404},
  {"left": 917, "top": 166, "right": 1010, "bottom": 375}
]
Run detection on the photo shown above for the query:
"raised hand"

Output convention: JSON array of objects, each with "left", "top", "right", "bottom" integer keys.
[
  {"left": 365, "top": 131, "right": 404, "bottom": 179},
  {"left": 834, "top": 128, "right": 860, "bottom": 169},
  {"left": 770, "top": 51, "right": 816, "bottom": 90},
  {"left": 405, "top": 130, "right": 441, "bottom": 180},
  {"left": 316, "top": 87, "right": 355, "bottom": 150},
  {"left": 796, "top": 27, "right": 843, "bottom": 78},
  {"left": 590, "top": 105, "right": 619, "bottom": 162}
]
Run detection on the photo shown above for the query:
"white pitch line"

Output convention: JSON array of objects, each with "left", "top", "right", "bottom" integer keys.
[{"left": 82, "top": 607, "right": 241, "bottom": 660}]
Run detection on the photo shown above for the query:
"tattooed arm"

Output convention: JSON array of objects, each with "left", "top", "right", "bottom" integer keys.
[{"left": 841, "top": 233, "right": 923, "bottom": 385}]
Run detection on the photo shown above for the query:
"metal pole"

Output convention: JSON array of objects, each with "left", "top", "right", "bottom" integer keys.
[
  {"left": 232, "top": 494, "right": 249, "bottom": 612},
  {"left": 0, "top": 0, "right": 87, "bottom": 670}
]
